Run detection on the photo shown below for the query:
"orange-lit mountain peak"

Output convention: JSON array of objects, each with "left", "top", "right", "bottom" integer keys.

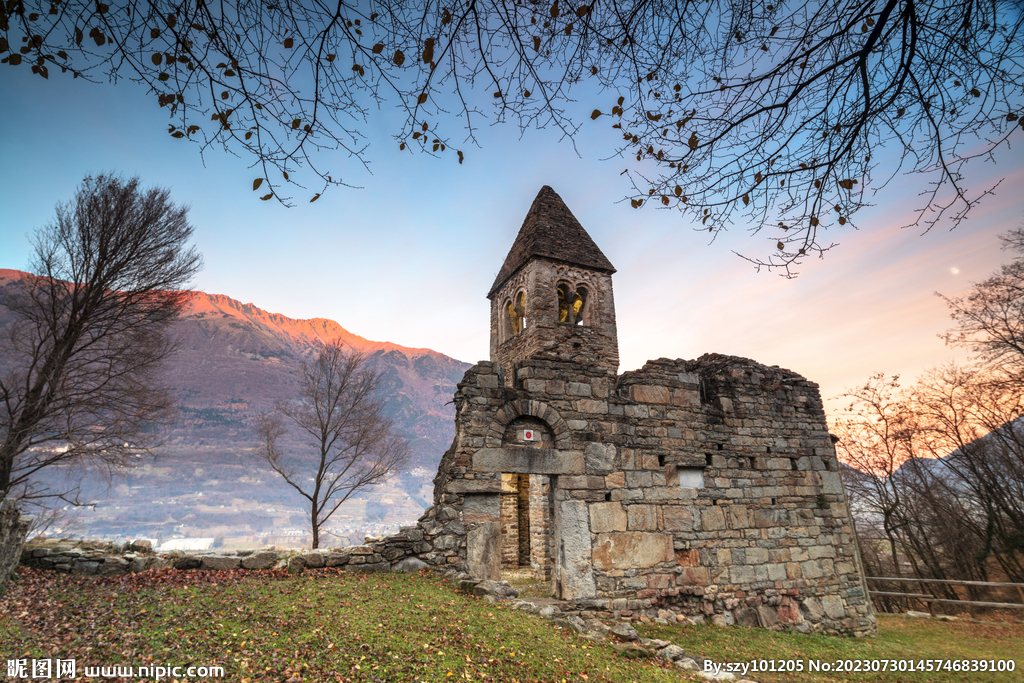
[{"left": 181, "top": 289, "right": 436, "bottom": 357}]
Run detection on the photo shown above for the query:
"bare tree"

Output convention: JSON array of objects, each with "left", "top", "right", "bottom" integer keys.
[
  {"left": 911, "top": 364, "right": 1024, "bottom": 582},
  {"left": 0, "top": 173, "right": 202, "bottom": 505},
  {"left": 3, "top": 2, "right": 1020, "bottom": 271},
  {"left": 832, "top": 374, "right": 918, "bottom": 577},
  {"left": 837, "top": 230, "right": 1024, "bottom": 593},
  {"left": 941, "top": 227, "right": 1024, "bottom": 378},
  {"left": 255, "top": 342, "right": 410, "bottom": 549}
]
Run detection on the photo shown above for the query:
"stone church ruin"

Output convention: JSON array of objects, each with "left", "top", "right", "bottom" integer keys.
[
  {"left": 18, "top": 186, "right": 876, "bottom": 637},
  {"left": 415, "top": 185, "right": 876, "bottom": 636}
]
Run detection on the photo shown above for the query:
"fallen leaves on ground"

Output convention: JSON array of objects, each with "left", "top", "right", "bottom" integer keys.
[{"left": 1, "top": 567, "right": 680, "bottom": 682}]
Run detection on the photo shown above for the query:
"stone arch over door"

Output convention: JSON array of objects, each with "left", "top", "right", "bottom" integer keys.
[{"left": 484, "top": 399, "right": 572, "bottom": 450}]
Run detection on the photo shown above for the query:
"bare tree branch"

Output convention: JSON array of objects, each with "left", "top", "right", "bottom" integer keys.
[
  {"left": 252, "top": 342, "right": 411, "bottom": 549},
  {"left": 0, "top": 173, "right": 202, "bottom": 509},
  {"left": 3, "top": 1, "right": 1020, "bottom": 270}
]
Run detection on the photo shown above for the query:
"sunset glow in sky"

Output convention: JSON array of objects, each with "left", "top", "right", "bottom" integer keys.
[{"left": 1, "top": 66, "right": 1022, "bottom": 412}]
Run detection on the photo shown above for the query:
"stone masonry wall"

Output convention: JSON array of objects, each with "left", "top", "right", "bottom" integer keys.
[{"left": 429, "top": 354, "right": 876, "bottom": 636}]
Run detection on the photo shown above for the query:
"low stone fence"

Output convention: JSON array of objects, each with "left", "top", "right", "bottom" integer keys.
[
  {"left": 19, "top": 536, "right": 432, "bottom": 577},
  {"left": 18, "top": 504, "right": 463, "bottom": 578}
]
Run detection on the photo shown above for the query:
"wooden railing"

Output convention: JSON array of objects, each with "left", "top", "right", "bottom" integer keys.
[{"left": 866, "top": 576, "right": 1024, "bottom": 616}]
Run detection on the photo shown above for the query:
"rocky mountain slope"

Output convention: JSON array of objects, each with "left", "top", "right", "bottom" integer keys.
[
  {"left": 164, "top": 286, "right": 469, "bottom": 467},
  {"left": 0, "top": 269, "right": 471, "bottom": 544}
]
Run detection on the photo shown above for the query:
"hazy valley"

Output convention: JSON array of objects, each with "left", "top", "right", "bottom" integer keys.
[{"left": 0, "top": 270, "right": 471, "bottom": 548}]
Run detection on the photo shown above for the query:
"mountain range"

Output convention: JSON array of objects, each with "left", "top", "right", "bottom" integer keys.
[{"left": 0, "top": 269, "right": 471, "bottom": 546}]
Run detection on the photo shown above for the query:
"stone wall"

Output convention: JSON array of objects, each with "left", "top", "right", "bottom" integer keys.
[
  {"left": 425, "top": 354, "right": 876, "bottom": 636},
  {"left": 19, "top": 500, "right": 467, "bottom": 578}
]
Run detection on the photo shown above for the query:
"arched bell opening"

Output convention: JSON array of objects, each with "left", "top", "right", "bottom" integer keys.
[{"left": 556, "top": 282, "right": 588, "bottom": 326}]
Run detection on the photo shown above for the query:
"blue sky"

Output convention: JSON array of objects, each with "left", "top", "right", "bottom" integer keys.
[{"left": 1, "top": 64, "right": 1022, "bottom": 410}]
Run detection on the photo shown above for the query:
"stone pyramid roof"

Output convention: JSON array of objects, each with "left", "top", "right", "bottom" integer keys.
[{"left": 488, "top": 186, "right": 615, "bottom": 297}]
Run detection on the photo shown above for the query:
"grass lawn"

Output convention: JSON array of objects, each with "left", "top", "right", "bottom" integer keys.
[
  {"left": 4, "top": 566, "right": 1021, "bottom": 683},
  {"left": 1, "top": 567, "right": 678, "bottom": 683},
  {"left": 639, "top": 614, "right": 1023, "bottom": 683}
]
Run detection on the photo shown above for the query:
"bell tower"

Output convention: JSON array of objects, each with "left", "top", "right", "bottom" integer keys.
[{"left": 487, "top": 186, "right": 618, "bottom": 384}]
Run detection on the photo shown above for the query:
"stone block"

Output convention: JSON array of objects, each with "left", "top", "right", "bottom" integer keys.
[
  {"left": 70, "top": 560, "right": 99, "bottom": 575},
  {"left": 556, "top": 500, "right": 597, "bottom": 599},
  {"left": 820, "top": 471, "right": 844, "bottom": 495},
  {"left": 592, "top": 532, "right": 673, "bottom": 570},
  {"left": 809, "top": 545, "right": 837, "bottom": 559},
  {"left": 672, "top": 389, "right": 700, "bottom": 407},
  {"left": 524, "top": 379, "right": 546, "bottom": 392},
  {"left": 746, "top": 547, "right": 769, "bottom": 564},
  {"left": 201, "top": 555, "right": 241, "bottom": 571},
  {"left": 675, "top": 549, "right": 699, "bottom": 567},
  {"left": 821, "top": 595, "right": 846, "bottom": 619},
  {"left": 730, "top": 565, "right": 755, "bottom": 584},
  {"left": 585, "top": 443, "right": 616, "bottom": 473},
  {"left": 477, "top": 373, "right": 500, "bottom": 388},
  {"left": 605, "top": 471, "right": 625, "bottom": 488},
  {"left": 753, "top": 509, "right": 788, "bottom": 527},
  {"left": 447, "top": 479, "right": 502, "bottom": 494},
  {"left": 546, "top": 379, "right": 565, "bottom": 395},
  {"left": 97, "top": 557, "right": 130, "bottom": 575},
  {"left": 301, "top": 552, "right": 325, "bottom": 568},
  {"left": 347, "top": 562, "right": 390, "bottom": 572},
  {"left": 624, "top": 404, "right": 650, "bottom": 418},
  {"left": 149, "top": 558, "right": 172, "bottom": 571},
  {"left": 756, "top": 605, "right": 780, "bottom": 627},
  {"left": 129, "top": 557, "right": 152, "bottom": 573},
  {"left": 801, "top": 560, "right": 824, "bottom": 579},
  {"left": 802, "top": 597, "right": 825, "bottom": 620},
  {"left": 473, "top": 447, "right": 585, "bottom": 475},
  {"left": 467, "top": 521, "right": 501, "bottom": 581},
  {"left": 661, "top": 506, "right": 694, "bottom": 531},
  {"left": 173, "top": 556, "right": 201, "bottom": 570},
  {"left": 645, "top": 486, "right": 696, "bottom": 501},
  {"left": 727, "top": 506, "right": 749, "bottom": 529},
  {"left": 701, "top": 506, "right": 727, "bottom": 531},
  {"left": 629, "top": 385, "right": 671, "bottom": 404},
  {"left": 392, "top": 557, "right": 429, "bottom": 572},
  {"left": 566, "top": 382, "right": 592, "bottom": 397},
  {"left": 463, "top": 494, "right": 499, "bottom": 524},
  {"left": 577, "top": 399, "right": 609, "bottom": 414},
  {"left": 382, "top": 547, "right": 405, "bottom": 561},
  {"left": 627, "top": 504, "right": 658, "bottom": 531},
  {"left": 434, "top": 535, "right": 458, "bottom": 550},
  {"left": 625, "top": 471, "right": 652, "bottom": 487},
  {"left": 589, "top": 502, "right": 626, "bottom": 533},
  {"left": 560, "top": 475, "right": 606, "bottom": 489},
  {"left": 242, "top": 551, "right": 279, "bottom": 570},
  {"left": 777, "top": 597, "right": 804, "bottom": 624}
]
